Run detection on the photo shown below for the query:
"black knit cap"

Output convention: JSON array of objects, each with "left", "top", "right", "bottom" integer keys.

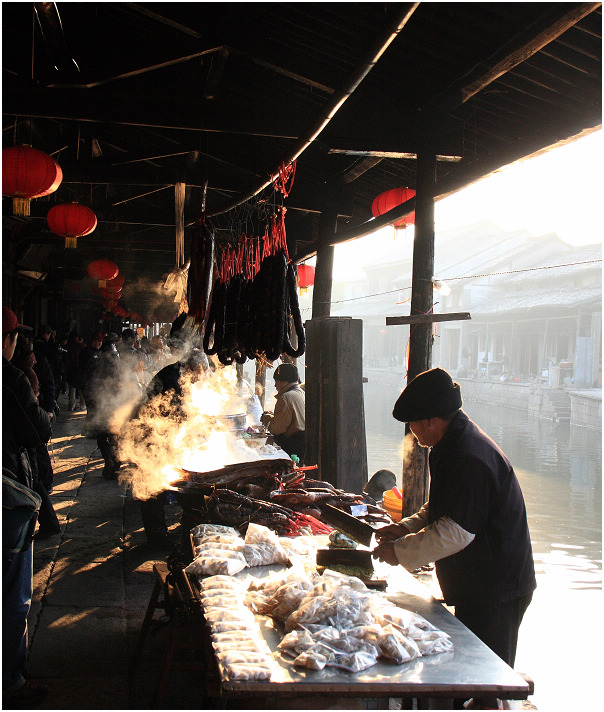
[
  {"left": 393, "top": 367, "right": 462, "bottom": 422},
  {"left": 274, "top": 363, "right": 299, "bottom": 383}
]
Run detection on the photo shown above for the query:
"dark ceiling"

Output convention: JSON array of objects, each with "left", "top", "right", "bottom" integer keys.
[{"left": 3, "top": 2, "right": 602, "bottom": 315}]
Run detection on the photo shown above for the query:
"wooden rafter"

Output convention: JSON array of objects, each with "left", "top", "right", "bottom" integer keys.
[{"left": 428, "top": 2, "right": 601, "bottom": 114}]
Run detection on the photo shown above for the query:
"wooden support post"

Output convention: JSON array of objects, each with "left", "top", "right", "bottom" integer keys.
[
  {"left": 312, "top": 210, "right": 337, "bottom": 318},
  {"left": 305, "top": 317, "right": 367, "bottom": 490},
  {"left": 404, "top": 149, "right": 437, "bottom": 517},
  {"left": 255, "top": 359, "right": 266, "bottom": 409},
  {"left": 306, "top": 208, "right": 367, "bottom": 488}
]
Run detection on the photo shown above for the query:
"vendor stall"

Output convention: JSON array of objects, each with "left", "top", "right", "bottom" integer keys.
[{"left": 149, "top": 525, "right": 532, "bottom": 710}]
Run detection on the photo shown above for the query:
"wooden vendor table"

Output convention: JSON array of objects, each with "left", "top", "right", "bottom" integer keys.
[{"left": 197, "top": 553, "right": 532, "bottom": 706}]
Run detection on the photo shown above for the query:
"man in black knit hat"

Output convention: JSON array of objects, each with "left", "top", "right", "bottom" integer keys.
[
  {"left": 373, "top": 368, "right": 535, "bottom": 709},
  {"left": 261, "top": 362, "right": 305, "bottom": 462}
]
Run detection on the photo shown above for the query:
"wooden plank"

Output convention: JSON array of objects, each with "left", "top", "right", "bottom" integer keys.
[
  {"left": 386, "top": 312, "right": 471, "bottom": 326},
  {"left": 305, "top": 317, "right": 368, "bottom": 492}
]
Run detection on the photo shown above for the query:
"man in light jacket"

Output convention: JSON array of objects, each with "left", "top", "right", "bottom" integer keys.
[{"left": 261, "top": 362, "right": 305, "bottom": 462}]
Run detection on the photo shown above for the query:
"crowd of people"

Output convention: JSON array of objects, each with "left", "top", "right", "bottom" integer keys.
[{"left": 1, "top": 308, "right": 191, "bottom": 707}]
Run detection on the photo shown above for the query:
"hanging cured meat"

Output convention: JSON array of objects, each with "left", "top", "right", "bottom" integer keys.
[
  {"left": 187, "top": 217, "right": 215, "bottom": 326},
  {"left": 201, "top": 207, "right": 306, "bottom": 365}
]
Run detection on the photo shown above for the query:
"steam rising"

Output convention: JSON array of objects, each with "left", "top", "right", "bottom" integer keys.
[
  {"left": 117, "top": 364, "right": 266, "bottom": 500},
  {"left": 122, "top": 276, "right": 183, "bottom": 322},
  {"left": 399, "top": 431, "right": 417, "bottom": 472}
]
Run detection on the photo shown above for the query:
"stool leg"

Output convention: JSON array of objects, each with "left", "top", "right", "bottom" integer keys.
[
  {"left": 153, "top": 619, "right": 179, "bottom": 709},
  {"left": 129, "top": 579, "right": 162, "bottom": 676}
]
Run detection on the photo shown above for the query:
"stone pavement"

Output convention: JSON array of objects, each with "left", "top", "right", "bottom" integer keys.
[{"left": 26, "top": 392, "right": 201, "bottom": 710}]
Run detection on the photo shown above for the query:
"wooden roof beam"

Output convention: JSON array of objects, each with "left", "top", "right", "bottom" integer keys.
[
  {"left": 428, "top": 2, "right": 601, "bottom": 114},
  {"left": 125, "top": 4, "right": 203, "bottom": 38},
  {"left": 329, "top": 147, "right": 462, "bottom": 162},
  {"left": 206, "top": 2, "right": 420, "bottom": 217},
  {"left": 46, "top": 47, "right": 226, "bottom": 89}
]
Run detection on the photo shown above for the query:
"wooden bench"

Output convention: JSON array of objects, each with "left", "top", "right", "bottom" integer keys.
[{"left": 129, "top": 562, "right": 208, "bottom": 708}]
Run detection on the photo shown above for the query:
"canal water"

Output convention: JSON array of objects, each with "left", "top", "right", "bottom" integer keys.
[{"left": 363, "top": 372, "right": 602, "bottom": 711}]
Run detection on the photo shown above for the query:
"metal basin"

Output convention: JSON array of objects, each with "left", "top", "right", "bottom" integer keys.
[{"left": 215, "top": 413, "right": 247, "bottom": 435}]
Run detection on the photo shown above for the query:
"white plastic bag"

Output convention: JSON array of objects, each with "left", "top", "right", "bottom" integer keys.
[
  {"left": 243, "top": 522, "right": 288, "bottom": 567},
  {"left": 184, "top": 553, "right": 247, "bottom": 577}
]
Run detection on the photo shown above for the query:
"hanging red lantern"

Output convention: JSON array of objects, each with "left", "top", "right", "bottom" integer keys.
[
  {"left": 297, "top": 264, "right": 316, "bottom": 295},
  {"left": 87, "top": 259, "right": 119, "bottom": 288},
  {"left": 102, "top": 286, "right": 122, "bottom": 300},
  {"left": 102, "top": 273, "right": 124, "bottom": 300},
  {"left": 107, "top": 273, "right": 125, "bottom": 289},
  {"left": 2, "top": 145, "right": 63, "bottom": 216},
  {"left": 371, "top": 187, "right": 416, "bottom": 228},
  {"left": 47, "top": 202, "right": 97, "bottom": 248},
  {"left": 102, "top": 299, "right": 118, "bottom": 309}
]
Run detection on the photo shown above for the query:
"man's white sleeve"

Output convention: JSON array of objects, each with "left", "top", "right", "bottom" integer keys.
[
  {"left": 392, "top": 516, "right": 475, "bottom": 570},
  {"left": 400, "top": 502, "right": 429, "bottom": 533}
]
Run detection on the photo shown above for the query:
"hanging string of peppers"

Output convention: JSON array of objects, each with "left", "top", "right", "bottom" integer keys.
[
  {"left": 200, "top": 204, "right": 305, "bottom": 365},
  {"left": 274, "top": 160, "right": 296, "bottom": 198}
]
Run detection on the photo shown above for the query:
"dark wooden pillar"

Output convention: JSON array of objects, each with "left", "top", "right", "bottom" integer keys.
[
  {"left": 403, "top": 149, "right": 436, "bottom": 517},
  {"left": 311, "top": 210, "right": 337, "bottom": 318},
  {"left": 305, "top": 317, "right": 367, "bottom": 491},
  {"left": 306, "top": 208, "right": 367, "bottom": 489}
]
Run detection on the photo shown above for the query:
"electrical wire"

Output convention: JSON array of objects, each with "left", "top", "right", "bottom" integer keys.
[{"left": 306, "top": 258, "right": 602, "bottom": 307}]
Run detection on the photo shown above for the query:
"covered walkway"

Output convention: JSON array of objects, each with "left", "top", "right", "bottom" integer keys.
[{"left": 25, "top": 390, "right": 199, "bottom": 710}]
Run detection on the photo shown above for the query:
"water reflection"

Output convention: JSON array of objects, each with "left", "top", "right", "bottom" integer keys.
[{"left": 363, "top": 374, "right": 602, "bottom": 710}]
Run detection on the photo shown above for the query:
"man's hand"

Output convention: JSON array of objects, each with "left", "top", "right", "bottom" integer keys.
[
  {"left": 374, "top": 522, "right": 410, "bottom": 542},
  {"left": 372, "top": 540, "right": 400, "bottom": 566},
  {"left": 260, "top": 411, "right": 273, "bottom": 426}
]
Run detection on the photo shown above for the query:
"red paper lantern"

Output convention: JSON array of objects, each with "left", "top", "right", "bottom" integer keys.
[
  {"left": 371, "top": 187, "right": 416, "bottom": 228},
  {"left": 3, "top": 145, "right": 63, "bottom": 216},
  {"left": 107, "top": 273, "right": 125, "bottom": 288},
  {"left": 47, "top": 203, "right": 97, "bottom": 248},
  {"left": 87, "top": 259, "right": 119, "bottom": 288},
  {"left": 102, "top": 286, "right": 122, "bottom": 300},
  {"left": 297, "top": 264, "right": 315, "bottom": 293}
]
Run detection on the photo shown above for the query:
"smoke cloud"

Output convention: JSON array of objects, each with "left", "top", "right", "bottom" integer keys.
[
  {"left": 121, "top": 276, "right": 183, "bottom": 323},
  {"left": 117, "top": 363, "right": 267, "bottom": 500}
]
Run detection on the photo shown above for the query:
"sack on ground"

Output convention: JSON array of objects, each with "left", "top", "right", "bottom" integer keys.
[{"left": 2, "top": 470, "right": 42, "bottom": 559}]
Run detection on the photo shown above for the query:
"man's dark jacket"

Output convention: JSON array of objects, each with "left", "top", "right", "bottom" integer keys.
[
  {"left": 428, "top": 410, "right": 536, "bottom": 606},
  {"left": 2, "top": 356, "right": 51, "bottom": 487},
  {"left": 32, "top": 348, "right": 56, "bottom": 414}
]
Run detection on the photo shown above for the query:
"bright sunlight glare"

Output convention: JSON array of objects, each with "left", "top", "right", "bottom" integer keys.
[{"left": 333, "top": 130, "right": 602, "bottom": 280}]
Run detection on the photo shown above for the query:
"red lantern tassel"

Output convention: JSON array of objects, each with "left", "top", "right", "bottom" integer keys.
[
  {"left": 13, "top": 197, "right": 30, "bottom": 216},
  {"left": 65, "top": 236, "right": 77, "bottom": 248}
]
